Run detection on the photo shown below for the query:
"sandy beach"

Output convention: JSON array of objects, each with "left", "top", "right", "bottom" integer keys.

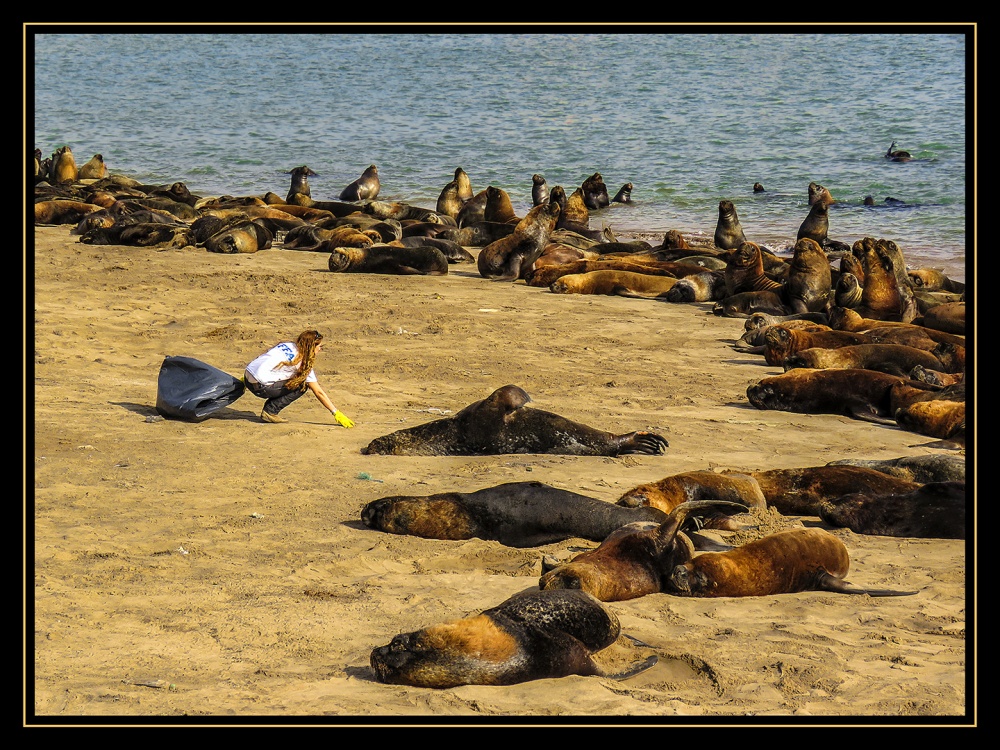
[{"left": 30, "top": 221, "right": 970, "bottom": 725}]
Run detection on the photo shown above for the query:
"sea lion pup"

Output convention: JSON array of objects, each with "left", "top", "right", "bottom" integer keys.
[
  {"left": 834, "top": 272, "right": 864, "bottom": 308},
  {"left": 723, "top": 241, "right": 784, "bottom": 296},
  {"left": 483, "top": 185, "right": 519, "bottom": 224},
  {"left": 783, "top": 237, "right": 833, "bottom": 314},
  {"left": 531, "top": 173, "right": 549, "bottom": 206},
  {"left": 895, "top": 398, "right": 965, "bottom": 445},
  {"left": 328, "top": 244, "right": 449, "bottom": 276},
  {"left": 714, "top": 199, "right": 747, "bottom": 250},
  {"left": 581, "top": 172, "right": 611, "bottom": 209},
  {"left": 667, "top": 527, "right": 917, "bottom": 598},
  {"left": 48, "top": 145, "right": 78, "bottom": 184},
  {"left": 611, "top": 182, "right": 633, "bottom": 203},
  {"left": 808, "top": 181, "right": 835, "bottom": 206},
  {"left": 34, "top": 200, "right": 105, "bottom": 225},
  {"left": 77, "top": 153, "right": 108, "bottom": 180},
  {"left": 615, "top": 471, "right": 766, "bottom": 531},
  {"left": 819, "top": 481, "right": 965, "bottom": 539},
  {"left": 921, "top": 301, "right": 965, "bottom": 335},
  {"left": 761, "top": 325, "right": 869, "bottom": 366},
  {"left": 477, "top": 201, "right": 561, "bottom": 281},
  {"left": 284, "top": 165, "right": 317, "bottom": 202},
  {"left": 665, "top": 270, "right": 728, "bottom": 303},
  {"left": 746, "top": 368, "right": 914, "bottom": 423},
  {"left": 782, "top": 343, "right": 949, "bottom": 378},
  {"left": 907, "top": 268, "right": 965, "bottom": 294},
  {"left": 361, "top": 480, "right": 670, "bottom": 547},
  {"left": 361, "top": 384, "right": 668, "bottom": 457},
  {"left": 550, "top": 270, "right": 679, "bottom": 298},
  {"left": 370, "top": 588, "right": 655, "bottom": 688},
  {"left": 338, "top": 164, "right": 380, "bottom": 202},
  {"left": 885, "top": 140, "right": 913, "bottom": 162},
  {"left": 745, "top": 465, "right": 921, "bottom": 516},
  {"left": 539, "top": 500, "right": 750, "bottom": 602},
  {"left": 202, "top": 219, "right": 273, "bottom": 254},
  {"left": 394, "top": 236, "right": 474, "bottom": 263},
  {"left": 825, "top": 454, "right": 965, "bottom": 484}
]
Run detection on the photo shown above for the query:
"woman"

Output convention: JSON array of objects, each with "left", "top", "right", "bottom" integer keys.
[{"left": 244, "top": 330, "right": 354, "bottom": 426}]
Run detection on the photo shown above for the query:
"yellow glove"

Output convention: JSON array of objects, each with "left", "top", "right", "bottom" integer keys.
[{"left": 333, "top": 409, "right": 355, "bottom": 428}]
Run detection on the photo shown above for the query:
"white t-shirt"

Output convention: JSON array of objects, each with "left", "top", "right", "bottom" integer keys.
[{"left": 245, "top": 342, "right": 317, "bottom": 386}]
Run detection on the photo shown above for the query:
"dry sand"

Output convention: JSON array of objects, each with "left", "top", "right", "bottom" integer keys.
[{"left": 30, "top": 224, "right": 971, "bottom": 724}]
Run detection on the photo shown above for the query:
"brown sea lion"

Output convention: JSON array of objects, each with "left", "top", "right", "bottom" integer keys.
[
  {"left": 615, "top": 471, "right": 766, "bottom": 531},
  {"left": 834, "top": 272, "right": 864, "bottom": 308},
  {"left": 921, "top": 301, "right": 965, "bottom": 335},
  {"left": 668, "top": 527, "right": 916, "bottom": 597},
  {"left": 581, "top": 172, "right": 610, "bottom": 209},
  {"left": 550, "top": 270, "right": 678, "bottom": 298},
  {"left": 907, "top": 268, "right": 965, "bottom": 294},
  {"left": 49, "top": 146, "right": 78, "bottom": 184},
  {"left": 483, "top": 185, "right": 519, "bottom": 224},
  {"left": 285, "top": 165, "right": 317, "bottom": 202},
  {"left": 531, "top": 174, "right": 549, "bottom": 206},
  {"left": 826, "top": 307, "right": 965, "bottom": 347},
  {"left": 77, "top": 153, "right": 108, "bottom": 180},
  {"left": 784, "top": 237, "right": 833, "bottom": 314},
  {"left": 876, "top": 239, "right": 918, "bottom": 322},
  {"left": 762, "top": 325, "right": 869, "bottom": 366},
  {"left": 782, "top": 343, "right": 948, "bottom": 377},
  {"left": 611, "top": 182, "right": 633, "bottom": 204},
  {"left": 361, "top": 480, "right": 670, "bottom": 547},
  {"left": 338, "top": 164, "right": 380, "bottom": 202},
  {"left": 796, "top": 199, "right": 831, "bottom": 247},
  {"left": 819, "top": 482, "right": 965, "bottom": 539},
  {"left": 746, "top": 368, "right": 913, "bottom": 423},
  {"left": 361, "top": 384, "right": 668, "bottom": 457},
  {"left": 525, "top": 258, "right": 699, "bottom": 288},
  {"left": 885, "top": 141, "right": 913, "bottom": 162},
  {"left": 659, "top": 229, "right": 690, "bottom": 252},
  {"left": 328, "top": 244, "right": 448, "bottom": 275},
  {"left": 202, "top": 220, "right": 273, "bottom": 254},
  {"left": 753, "top": 182, "right": 765, "bottom": 193},
  {"left": 539, "top": 501, "right": 749, "bottom": 601},
  {"left": 363, "top": 200, "right": 443, "bottom": 223},
  {"left": 737, "top": 320, "right": 831, "bottom": 350},
  {"left": 747, "top": 465, "right": 922, "bottom": 516},
  {"left": 713, "top": 290, "right": 788, "bottom": 318},
  {"left": 808, "top": 182, "right": 835, "bottom": 206},
  {"left": 909, "top": 365, "right": 964, "bottom": 387},
  {"left": 34, "top": 200, "right": 104, "bottom": 225},
  {"left": 665, "top": 271, "right": 728, "bottom": 303},
  {"left": 852, "top": 237, "right": 906, "bottom": 321},
  {"left": 723, "top": 241, "right": 784, "bottom": 296},
  {"left": 438, "top": 221, "right": 516, "bottom": 248},
  {"left": 370, "top": 588, "right": 654, "bottom": 688},
  {"left": 435, "top": 177, "right": 465, "bottom": 220},
  {"left": 825, "top": 454, "right": 965, "bottom": 484},
  {"left": 894, "top": 399, "right": 965, "bottom": 445},
  {"left": 289, "top": 224, "right": 377, "bottom": 251},
  {"left": 714, "top": 199, "right": 747, "bottom": 250},
  {"left": 477, "top": 202, "right": 561, "bottom": 281}
]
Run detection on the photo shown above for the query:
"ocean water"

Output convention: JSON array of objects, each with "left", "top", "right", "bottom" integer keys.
[{"left": 31, "top": 29, "right": 970, "bottom": 281}]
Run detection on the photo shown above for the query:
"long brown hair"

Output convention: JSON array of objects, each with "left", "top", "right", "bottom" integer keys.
[{"left": 282, "top": 329, "right": 323, "bottom": 391}]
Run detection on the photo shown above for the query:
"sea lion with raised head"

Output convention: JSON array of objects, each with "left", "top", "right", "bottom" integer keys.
[
  {"left": 611, "top": 182, "right": 633, "bottom": 204},
  {"left": 885, "top": 141, "right": 913, "bottom": 162},
  {"left": 336, "top": 164, "right": 380, "bottom": 202},
  {"left": 796, "top": 199, "right": 831, "bottom": 248},
  {"left": 483, "top": 185, "right": 519, "bottom": 224},
  {"left": 285, "top": 165, "right": 317, "bottom": 203},
  {"left": 783, "top": 237, "right": 833, "bottom": 314},
  {"left": 714, "top": 200, "right": 747, "bottom": 250},
  {"left": 668, "top": 527, "right": 917, "bottom": 597},
  {"left": 361, "top": 384, "right": 668, "bottom": 457},
  {"left": 49, "top": 145, "right": 78, "bottom": 184},
  {"left": 77, "top": 153, "right": 109, "bottom": 180},
  {"left": 723, "top": 241, "right": 784, "bottom": 296},
  {"left": 477, "top": 202, "right": 561, "bottom": 281},
  {"left": 851, "top": 237, "right": 906, "bottom": 321},
  {"left": 808, "top": 182, "right": 835, "bottom": 206},
  {"left": 531, "top": 173, "right": 549, "bottom": 206},
  {"left": 370, "top": 588, "right": 655, "bottom": 688},
  {"left": 581, "top": 172, "right": 611, "bottom": 209}
]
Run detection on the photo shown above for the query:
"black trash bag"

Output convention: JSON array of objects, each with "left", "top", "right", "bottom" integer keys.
[{"left": 155, "top": 356, "right": 246, "bottom": 422}]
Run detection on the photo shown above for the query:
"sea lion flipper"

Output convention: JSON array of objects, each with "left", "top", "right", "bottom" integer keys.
[
  {"left": 602, "top": 654, "right": 658, "bottom": 681},
  {"left": 817, "top": 571, "right": 917, "bottom": 597}
]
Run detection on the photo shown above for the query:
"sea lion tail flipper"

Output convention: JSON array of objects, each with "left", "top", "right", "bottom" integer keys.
[
  {"left": 847, "top": 405, "right": 897, "bottom": 425},
  {"left": 602, "top": 225, "right": 617, "bottom": 243},
  {"left": 686, "top": 530, "right": 735, "bottom": 552},
  {"left": 818, "top": 572, "right": 918, "bottom": 597},
  {"left": 602, "top": 654, "right": 658, "bottom": 681},
  {"left": 620, "top": 633, "right": 654, "bottom": 648}
]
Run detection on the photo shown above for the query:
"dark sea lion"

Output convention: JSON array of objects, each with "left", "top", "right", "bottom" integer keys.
[
  {"left": 538, "top": 500, "right": 749, "bottom": 602},
  {"left": 394, "top": 236, "right": 474, "bottom": 264},
  {"left": 611, "top": 182, "right": 633, "bottom": 203},
  {"left": 581, "top": 172, "right": 611, "bottom": 209},
  {"left": 808, "top": 182, "right": 835, "bottom": 206},
  {"left": 761, "top": 325, "right": 868, "bottom": 366},
  {"left": 80, "top": 222, "right": 194, "bottom": 249},
  {"left": 550, "top": 270, "right": 678, "bottom": 298},
  {"left": 746, "top": 368, "right": 913, "bottom": 423},
  {"left": 738, "top": 320, "right": 831, "bottom": 350},
  {"left": 34, "top": 200, "right": 104, "bottom": 225},
  {"left": 438, "top": 221, "right": 516, "bottom": 248},
  {"left": 885, "top": 141, "right": 913, "bottom": 162},
  {"left": 753, "top": 182, "right": 765, "bottom": 193},
  {"left": 360, "top": 219, "right": 404, "bottom": 243},
  {"left": 361, "top": 384, "right": 668, "bottom": 457},
  {"left": 723, "top": 241, "right": 784, "bottom": 296},
  {"left": 338, "top": 164, "right": 380, "bottom": 202},
  {"left": 457, "top": 189, "right": 488, "bottom": 227},
  {"left": 328, "top": 244, "right": 448, "bottom": 275},
  {"left": 659, "top": 229, "right": 690, "bottom": 252},
  {"left": 361, "top": 480, "right": 669, "bottom": 547},
  {"left": 820, "top": 481, "right": 965, "bottom": 539},
  {"left": 77, "top": 153, "right": 108, "bottom": 180},
  {"left": 370, "top": 588, "right": 653, "bottom": 688},
  {"left": 49, "top": 146, "right": 78, "bottom": 184},
  {"left": 921, "top": 301, "right": 965, "bottom": 335},
  {"left": 747, "top": 465, "right": 921, "bottom": 516},
  {"left": 285, "top": 165, "right": 317, "bottom": 202},
  {"left": 796, "top": 199, "right": 831, "bottom": 247},
  {"left": 202, "top": 220, "right": 273, "bottom": 254},
  {"left": 531, "top": 174, "right": 549, "bottom": 206},
  {"left": 668, "top": 527, "right": 916, "bottom": 597},
  {"left": 299, "top": 224, "right": 377, "bottom": 251},
  {"left": 834, "top": 272, "right": 863, "bottom": 308},
  {"left": 907, "top": 268, "right": 965, "bottom": 294},
  {"left": 477, "top": 202, "right": 561, "bottom": 281},
  {"left": 713, "top": 290, "right": 788, "bottom": 318},
  {"left": 483, "top": 185, "right": 519, "bottom": 224},
  {"left": 665, "top": 271, "right": 728, "bottom": 303},
  {"left": 784, "top": 237, "right": 833, "bottom": 314},
  {"left": 782, "top": 343, "right": 948, "bottom": 377},
  {"left": 714, "top": 200, "right": 747, "bottom": 250},
  {"left": 615, "top": 471, "right": 766, "bottom": 531},
  {"left": 146, "top": 181, "right": 200, "bottom": 207},
  {"left": 825, "top": 454, "right": 965, "bottom": 484}
]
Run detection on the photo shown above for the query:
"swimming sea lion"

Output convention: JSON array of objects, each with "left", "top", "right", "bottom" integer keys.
[
  {"left": 615, "top": 471, "right": 766, "bottom": 530},
  {"left": 361, "top": 384, "right": 668, "bottom": 457},
  {"left": 668, "top": 527, "right": 917, "bottom": 597},
  {"left": 782, "top": 343, "right": 948, "bottom": 377},
  {"left": 328, "top": 244, "right": 449, "bottom": 275},
  {"left": 581, "top": 172, "right": 610, "bottom": 209},
  {"left": 714, "top": 200, "right": 747, "bottom": 250},
  {"left": 77, "top": 153, "right": 108, "bottom": 180},
  {"left": 483, "top": 185, "right": 519, "bottom": 224},
  {"left": 361, "top": 480, "right": 670, "bottom": 547},
  {"left": 885, "top": 141, "right": 913, "bottom": 162},
  {"left": 370, "top": 588, "right": 653, "bottom": 688},
  {"left": 338, "top": 164, "right": 380, "bottom": 202},
  {"left": 285, "top": 165, "right": 317, "bottom": 203},
  {"left": 611, "top": 183, "right": 633, "bottom": 204},
  {"left": 783, "top": 238, "right": 833, "bottom": 314},
  {"left": 538, "top": 500, "right": 749, "bottom": 602},
  {"left": 819, "top": 481, "right": 965, "bottom": 539},
  {"left": 550, "top": 270, "right": 678, "bottom": 298},
  {"left": 531, "top": 174, "right": 549, "bottom": 206},
  {"left": 477, "top": 202, "right": 561, "bottom": 281},
  {"left": 753, "top": 182, "right": 765, "bottom": 193}
]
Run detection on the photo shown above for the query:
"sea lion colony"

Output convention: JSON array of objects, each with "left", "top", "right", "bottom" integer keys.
[{"left": 34, "top": 147, "right": 968, "bottom": 688}]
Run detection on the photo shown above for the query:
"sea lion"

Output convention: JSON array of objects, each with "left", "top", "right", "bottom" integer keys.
[
  {"left": 435, "top": 178, "right": 465, "bottom": 220},
  {"left": 737, "top": 320, "right": 831, "bottom": 351},
  {"left": 550, "top": 270, "right": 678, "bottom": 298},
  {"left": 284, "top": 165, "right": 317, "bottom": 202},
  {"left": 668, "top": 527, "right": 916, "bottom": 597},
  {"left": 808, "top": 182, "right": 835, "bottom": 206},
  {"left": 79, "top": 222, "right": 194, "bottom": 249},
  {"left": 782, "top": 343, "right": 948, "bottom": 378},
  {"left": 907, "top": 268, "right": 965, "bottom": 294},
  {"left": 825, "top": 454, "right": 965, "bottom": 484},
  {"left": 746, "top": 367, "right": 913, "bottom": 423},
  {"left": 723, "top": 241, "right": 784, "bottom": 296},
  {"left": 288, "top": 224, "right": 376, "bottom": 251},
  {"left": 581, "top": 172, "right": 610, "bottom": 209},
  {"left": 477, "top": 202, "right": 561, "bottom": 281},
  {"left": 77, "top": 153, "right": 108, "bottom": 180},
  {"left": 611, "top": 183, "right": 633, "bottom": 204},
  {"left": 202, "top": 219, "right": 273, "bottom": 254},
  {"left": 457, "top": 189, "right": 488, "bottom": 227},
  {"left": 753, "top": 182, "right": 765, "bottom": 193},
  {"left": 876, "top": 239, "right": 918, "bottom": 322},
  {"left": 49, "top": 146, "right": 78, "bottom": 184},
  {"left": 370, "top": 588, "right": 654, "bottom": 688},
  {"left": 713, "top": 290, "right": 788, "bottom": 318},
  {"left": 34, "top": 200, "right": 105, "bottom": 225},
  {"left": 338, "top": 164, "right": 380, "bottom": 202},
  {"left": 819, "top": 481, "right": 965, "bottom": 539},
  {"left": 909, "top": 365, "right": 964, "bottom": 387},
  {"left": 714, "top": 200, "right": 747, "bottom": 250},
  {"left": 615, "top": 471, "right": 766, "bottom": 531},
  {"left": 328, "top": 245, "right": 448, "bottom": 275},
  {"left": 894, "top": 398, "right": 965, "bottom": 445},
  {"left": 921, "top": 301, "right": 965, "bottom": 335},
  {"left": 531, "top": 174, "right": 549, "bottom": 206},
  {"left": 360, "top": 480, "right": 670, "bottom": 547},
  {"left": 762, "top": 325, "right": 869, "bottom": 366},
  {"left": 659, "top": 229, "right": 690, "bottom": 253},
  {"left": 664, "top": 271, "right": 728, "bottom": 303},
  {"left": 538, "top": 500, "right": 749, "bottom": 602},
  {"left": 526, "top": 258, "right": 699, "bottom": 288},
  {"left": 438, "top": 221, "right": 516, "bottom": 248},
  {"left": 784, "top": 237, "right": 833, "bottom": 314},
  {"left": 834, "top": 272, "right": 864, "bottom": 308},
  {"left": 852, "top": 237, "right": 906, "bottom": 321},
  {"left": 363, "top": 200, "right": 442, "bottom": 223},
  {"left": 885, "top": 141, "right": 913, "bottom": 162},
  {"left": 796, "top": 199, "right": 831, "bottom": 248},
  {"left": 361, "top": 384, "right": 668, "bottom": 457},
  {"left": 746, "top": 465, "right": 922, "bottom": 516},
  {"left": 483, "top": 185, "right": 519, "bottom": 224},
  {"left": 394, "top": 236, "right": 474, "bottom": 264}
]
